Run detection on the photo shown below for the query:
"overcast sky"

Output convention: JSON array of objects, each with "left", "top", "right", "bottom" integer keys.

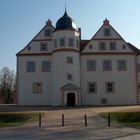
[{"left": 0, "top": 0, "right": 140, "bottom": 71}]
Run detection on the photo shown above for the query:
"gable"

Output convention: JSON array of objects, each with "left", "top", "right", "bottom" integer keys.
[
  {"left": 92, "top": 19, "right": 122, "bottom": 39},
  {"left": 17, "top": 19, "right": 55, "bottom": 55},
  {"left": 81, "top": 19, "right": 138, "bottom": 54}
]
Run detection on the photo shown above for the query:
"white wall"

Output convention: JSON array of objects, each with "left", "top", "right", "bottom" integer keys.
[
  {"left": 137, "top": 55, "right": 140, "bottom": 83},
  {"left": 51, "top": 30, "right": 80, "bottom": 106},
  {"left": 34, "top": 26, "right": 54, "bottom": 40},
  {"left": 17, "top": 55, "right": 52, "bottom": 105},
  {"left": 53, "top": 30, "right": 79, "bottom": 49},
  {"left": 81, "top": 54, "right": 137, "bottom": 105},
  {"left": 17, "top": 18, "right": 139, "bottom": 106},
  {"left": 21, "top": 41, "right": 53, "bottom": 54},
  {"left": 82, "top": 40, "right": 133, "bottom": 53},
  {"left": 52, "top": 51, "right": 80, "bottom": 106},
  {"left": 19, "top": 25, "right": 54, "bottom": 54},
  {"left": 93, "top": 24, "right": 123, "bottom": 39}
]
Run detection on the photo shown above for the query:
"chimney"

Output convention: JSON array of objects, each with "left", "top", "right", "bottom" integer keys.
[{"left": 78, "top": 28, "right": 81, "bottom": 40}]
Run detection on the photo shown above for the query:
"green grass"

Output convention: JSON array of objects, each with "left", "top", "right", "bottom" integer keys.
[
  {"left": 0, "top": 112, "right": 43, "bottom": 127},
  {"left": 101, "top": 112, "right": 140, "bottom": 128}
]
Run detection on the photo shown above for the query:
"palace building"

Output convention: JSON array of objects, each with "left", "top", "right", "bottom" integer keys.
[{"left": 16, "top": 10, "right": 140, "bottom": 106}]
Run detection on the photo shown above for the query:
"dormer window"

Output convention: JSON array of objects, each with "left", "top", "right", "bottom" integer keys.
[
  {"left": 99, "top": 42, "right": 106, "bottom": 50},
  {"left": 45, "top": 29, "right": 51, "bottom": 37},
  {"left": 40, "top": 43, "right": 48, "bottom": 51},
  {"left": 104, "top": 28, "right": 111, "bottom": 36}
]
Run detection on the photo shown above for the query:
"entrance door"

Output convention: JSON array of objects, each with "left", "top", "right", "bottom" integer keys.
[{"left": 67, "top": 93, "right": 75, "bottom": 106}]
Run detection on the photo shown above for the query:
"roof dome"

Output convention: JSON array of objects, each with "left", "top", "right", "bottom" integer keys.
[{"left": 56, "top": 10, "right": 77, "bottom": 30}]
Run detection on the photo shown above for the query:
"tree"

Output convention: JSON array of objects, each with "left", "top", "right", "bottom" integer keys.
[{"left": 0, "top": 67, "right": 16, "bottom": 104}]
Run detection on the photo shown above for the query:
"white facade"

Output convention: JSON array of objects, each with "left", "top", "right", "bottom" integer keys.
[{"left": 17, "top": 12, "right": 140, "bottom": 106}]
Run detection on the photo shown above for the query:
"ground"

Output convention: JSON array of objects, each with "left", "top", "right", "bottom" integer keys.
[{"left": 0, "top": 105, "right": 140, "bottom": 140}]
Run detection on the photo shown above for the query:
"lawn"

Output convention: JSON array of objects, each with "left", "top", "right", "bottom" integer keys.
[
  {"left": 101, "top": 112, "right": 140, "bottom": 128},
  {"left": 0, "top": 112, "right": 42, "bottom": 127}
]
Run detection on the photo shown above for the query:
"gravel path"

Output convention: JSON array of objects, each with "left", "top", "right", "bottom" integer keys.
[{"left": 0, "top": 105, "right": 140, "bottom": 140}]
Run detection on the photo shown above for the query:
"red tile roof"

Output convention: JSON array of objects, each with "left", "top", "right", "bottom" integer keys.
[{"left": 80, "top": 40, "right": 89, "bottom": 51}]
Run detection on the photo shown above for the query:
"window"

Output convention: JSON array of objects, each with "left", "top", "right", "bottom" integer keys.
[
  {"left": 54, "top": 39, "right": 57, "bottom": 48},
  {"left": 122, "top": 45, "right": 126, "bottom": 49},
  {"left": 89, "top": 45, "right": 93, "bottom": 50},
  {"left": 104, "top": 28, "right": 111, "bottom": 36},
  {"left": 45, "top": 29, "right": 51, "bottom": 37},
  {"left": 87, "top": 60, "right": 96, "bottom": 71},
  {"left": 67, "top": 56, "right": 73, "bottom": 64},
  {"left": 42, "top": 61, "right": 51, "bottom": 72},
  {"left": 118, "top": 60, "right": 127, "bottom": 71},
  {"left": 137, "top": 64, "right": 140, "bottom": 72},
  {"left": 40, "top": 43, "right": 48, "bottom": 51},
  {"left": 33, "top": 82, "right": 42, "bottom": 94},
  {"left": 99, "top": 42, "right": 106, "bottom": 50},
  {"left": 26, "top": 62, "right": 35, "bottom": 72},
  {"left": 76, "top": 39, "right": 79, "bottom": 48},
  {"left": 68, "top": 38, "right": 74, "bottom": 47},
  {"left": 105, "top": 82, "right": 115, "bottom": 93},
  {"left": 27, "top": 46, "right": 31, "bottom": 50},
  {"left": 103, "top": 60, "right": 112, "bottom": 71},
  {"left": 101, "top": 98, "right": 107, "bottom": 104},
  {"left": 67, "top": 73, "right": 73, "bottom": 81},
  {"left": 87, "top": 82, "right": 97, "bottom": 94},
  {"left": 138, "top": 84, "right": 140, "bottom": 92},
  {"left": 59, "top": 38, "right": 65, "bottom": 47},
  {"left": 109, "top": 42, "right": 116, "bottom": 50}
]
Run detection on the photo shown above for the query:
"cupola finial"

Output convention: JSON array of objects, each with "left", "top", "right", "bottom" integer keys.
[
  {"left": 103, "top": 18, "right": 109, "bottom": 25},
  {"left": 65, "top": 3, "right": 67, "bottom": 14},
  {"left": 46, "top": 19, "right": 52, "bottom": 26}
]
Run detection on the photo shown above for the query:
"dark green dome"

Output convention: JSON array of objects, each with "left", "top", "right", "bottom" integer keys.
[{"left": 56, "top": 11, "right": 77, "bottom": 30}]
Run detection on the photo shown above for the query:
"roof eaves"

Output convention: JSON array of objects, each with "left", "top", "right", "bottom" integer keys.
[{"left": 127, "top": 42, "right": 140, "bottom": 54}]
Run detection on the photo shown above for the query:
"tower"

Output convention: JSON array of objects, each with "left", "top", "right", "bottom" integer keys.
[{"left": 52, "top": 10, "right": 81, "bottom": 106}]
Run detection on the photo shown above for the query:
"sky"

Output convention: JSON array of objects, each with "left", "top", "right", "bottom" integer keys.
[{"left": 0, "top": 0, "right": 140, "bottom": 71}]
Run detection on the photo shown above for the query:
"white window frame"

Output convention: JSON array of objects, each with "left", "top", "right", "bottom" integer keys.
[
  {"left": 87, "top": 60, "right": 96, "bottom": 71},
  {"left": 76, "top": 39, "right": 79, "bottom": 48},
  {"left": 67, "top": 56, "right": 73, "bottom": 64},
  {"left": 33, "top": 82, "right": 42, "bottom": 94},
  {"left": 68, "top": 38, "right": 74, "bottom": 47},
  {"left": 117, "top": 60, "right": 127, "bottom": 71},
  {"left": 26, "top": 62, "right": 36, "bottom": 72},
  {"left": 138, "top": 84, "right": 140, "bottom": 92},
  {"left": 105, "top": 82, "right": 115, "bottom": 93},
  {"left": 109, "top": 42, "right": 116, "bottom": 50},
  {"left": 87, "top": 82, "right": 97, "bottom": 94},
  {"left": 103, "top": 60, "right": 112, "bottom": 71},
  {"left": 44, "top": 29, "right": 51, "bottom": 37},
  {"left": 67, "top": 73, "right": 73, "bottom": 81},
  {"left": 59, "top": 38, "right": 65, "bottom": 47},
  {"left": 99, "top": 42, "right": 106, "bottom": 50},
  {"left": 101, "top": 98, "right": 108, "bottom": 104},
  {"left": 137, "top": 64, "right": 140, "bottom": 72},
  {"left": 54, "top": 39, "right": 57, "bottom": 48},
  {"left": 40, "top": 42, "right": 48, "bottom": 51},
  {"left": 41, "top": 61, "right": 51, "bottom": 72}
]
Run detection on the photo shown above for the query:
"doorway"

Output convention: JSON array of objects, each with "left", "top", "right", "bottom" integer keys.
[{"left": 67, "top": 93, "right": 75, "bottom": 106}]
